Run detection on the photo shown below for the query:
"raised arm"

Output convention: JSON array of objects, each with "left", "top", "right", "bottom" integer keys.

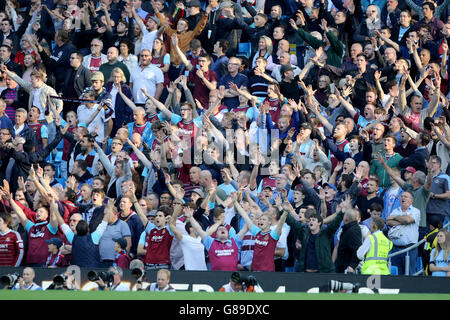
[
  {"left": 169, "top": 204, "right": 184, "bottom": 241},
  {"left": 188, "top": 212, "right": 208, "bottom": 241},
  {"left": 233, "top": 200, "right": 254, "bottom": 230},
  {"left": 93, "top": 141, "right": 115, "bottom": 176},
  {"left": 275, "top": 210, "right": 288, "bottom": 237}
]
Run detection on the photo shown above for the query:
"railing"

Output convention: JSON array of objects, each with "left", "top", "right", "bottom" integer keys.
[{"left": 387, "top": 222, "right": 450, "bottom": 276}]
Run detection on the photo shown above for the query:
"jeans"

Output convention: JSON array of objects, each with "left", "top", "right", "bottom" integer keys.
[{"left": 390, "top": 245, "right": 418, "bottom": 275}]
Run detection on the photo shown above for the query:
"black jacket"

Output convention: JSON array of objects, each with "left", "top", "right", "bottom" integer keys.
[
  {"left": 1, "top": 126, "right": 64, "bottom": 192},
  {"left": 63, "top": 65, "right": 93, "bottom": 98},
  {"left": 399, "top": 146, "right": 430, "bottom": 173},
  {"left": 335, "top": 221, "right": 363, "bottom": 273}
]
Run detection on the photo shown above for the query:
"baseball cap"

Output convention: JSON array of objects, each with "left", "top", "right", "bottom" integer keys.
[
  {"left": 145, "top": 14, "right": 160, "bottom": 26},
  {"left": 113, "top": 237, "right": 127, "bottom": 250},
  {"left": 45, "top": 238, "right": 63, "bottom": 249},
  {"left": 300, "top": 122, "right": 312, "bottom": 130},
  {"left": 191, "top": 188, "right": 204, "bottom": 198},
  {"left": 187, "top": 0, "right": 201, "bottom": 7},
  {"left": 146, "top": 209, "right": 157, "bottom": 217},
  {"left": 405, "top": 166, "right": 416, "bottom": 174},
  {"left": 91, "top": 71, "right": 104, "bottom": 82},
  {"left": 323, "top": 183, "right": 337, "bottom": 192},
  {"left": 280, "top": 64, "right": 295, "bottom": 76}
]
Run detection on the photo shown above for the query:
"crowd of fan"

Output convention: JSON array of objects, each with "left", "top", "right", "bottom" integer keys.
[{"left": 0, "top": 0, "right": 449, "bottom": 284}]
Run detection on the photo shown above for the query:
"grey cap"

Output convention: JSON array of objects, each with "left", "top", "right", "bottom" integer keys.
[
  {"left": 280, "top": 64, "right": 295, "bottom": 76},
  {"left": 191, "top": 188, "right": 204, "bottom": 198},
  {"left": 145, "top": 14, "right": 160, "bottom": 26},
  {"left": 187, "top": 0, "right": 202, "bottom": 7},
  {"left": 146, "top": 209, "right": 157, "bottom": 217}
]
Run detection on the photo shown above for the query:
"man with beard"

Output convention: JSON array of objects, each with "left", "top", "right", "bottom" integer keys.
[
  {"left": 285, "top": 195, "right": 350, "bottom": 272},
  {"left": 356, "top": 178, "right": 384, "bottom": 221}
]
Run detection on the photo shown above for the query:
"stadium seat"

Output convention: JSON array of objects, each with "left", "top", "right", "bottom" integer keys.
[
  {"left": 56, "top": 178, "right": 66, "bottom": 188},
  {"left": 416, "top": 257, "right": 423, "bottom": 273},
  {"left": 54, "top": 151, "right": 63, "bottom": 163},
  {"left": 390, "top": 266, "right": 398, "bottom": 275},
  {"left": 238, "top": 42, "right": 251, "bottom": 59}
]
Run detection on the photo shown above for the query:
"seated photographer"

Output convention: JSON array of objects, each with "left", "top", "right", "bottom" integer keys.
[
  {"left": 46, "top": 271, "right": 80, "bottom": 291},
  {"left": 94, "top": 266, "right": 130, "bottom": 291},
  {"left": 12, "top": 267, "right": 42, "bottom": 291},
  {"left": 219, "top": 272, "right": 256, "bottom": 292},
  {"left": 136, "top": 269, "right": 175, "bottom": 292}
]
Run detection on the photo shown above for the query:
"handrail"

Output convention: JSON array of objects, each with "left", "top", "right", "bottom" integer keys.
[
  {"left": 388, "top": 222, "right": 450, "bottom": 258},
  {"left": 387, "top": 221, "right": 450, "bottom": 275}
]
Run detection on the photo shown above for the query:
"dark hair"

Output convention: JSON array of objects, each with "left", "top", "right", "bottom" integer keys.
[
  {"left": 76, "top": 220, "right": 89, "bottom": 236},
  {"left": 422, "top": 2, "right": 435, "bottom": 12},
  {"left": 119, "top": 38, "right": 135, "bottom": 55},
  {"left": 71, "top": 51, "right": 84, "bottom": 60},
  {"left": 340, "top": 174, "right": 354, "bottom": 189},
  {"left": 92, "top": 188, "right": 106, "bottom": 198},
  {"left": 369, "top": 202, "right": 383, "bottom": 212},
  {"left": 216, "top": 39, "right": 230, "bottom": 53},
  {"left": 157, "top": 205, "right": 173, "bottom": 217},
  {"left": 44, "top": 162, "right": 56, "bottom": 172},
  {"left": 0, "top": 211, "right": 12, "bottom": 228},
  {"left": 309, "top": 213, "right": 323, "bottom": 226},
  {"left": 0, "top": 44, "right": 12, "bottom": 53},
  {"left": 419, "top": 131, "right": 431, "bottom": 146},
  {"left": 74, "top": 159, "right": 88, "bottom": 172},
  {"left": 184, "top": 221, "right": 192, "bottom": 234}
]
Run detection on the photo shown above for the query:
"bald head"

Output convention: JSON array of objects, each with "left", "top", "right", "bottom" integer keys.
[{"left": 107, "top": 46, "right": 119, "bottom": 63}]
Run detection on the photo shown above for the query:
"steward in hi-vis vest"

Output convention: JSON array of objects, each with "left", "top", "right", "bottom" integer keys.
[{"left": 357, "top": 216, "right": 393, "bottom": 275}]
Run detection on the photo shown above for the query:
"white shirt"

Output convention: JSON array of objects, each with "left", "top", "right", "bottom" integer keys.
[
  {"left": 140, "top": 30, "right": 158, "bottom": 54},
  {"left": 180, "top": 235, "right": 207, "bottom": 270},
  {"left": 130, "top": 64, "right": 164, "bottom": 103},
  {"left": 388, "top": 205, "right": 420, "bottom": 246},
  {"left": 77, "top": 104, "right": 111, "bottom": 143},
  {"left": 32, "top": 87, "right": 45, "bottom": 120}
]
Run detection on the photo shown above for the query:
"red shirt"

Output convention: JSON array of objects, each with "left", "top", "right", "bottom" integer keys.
[
  {"left": 188, "top": 69, "right": 218, "bottom": 109},
  {"left": 0, "top": 230, "right": 24, "bottom": 267},
  {"left": 26, "top": 222, "right": 57, "bottom": 265},
  {"left": 143, "top": 226, "right": 173, "bottom": 264},
  {"left": 208, "top": 238, "right": 239, "bottom": 271},
  {"left": 251, "top": 230, "right": 278, "bottom": 272},
  {"left": 114, "top": 250, "right": 131, "bottom": 269}
]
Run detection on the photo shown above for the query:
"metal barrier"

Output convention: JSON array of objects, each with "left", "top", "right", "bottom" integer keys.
[{"left": 387, "top": 221, "right": 450, "bottom": 276}]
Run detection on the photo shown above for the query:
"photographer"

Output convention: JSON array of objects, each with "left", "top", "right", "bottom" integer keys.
[
  {"left": 94, "top": 266, "right": 129, "bottom": 291},
  {"left": 46, "top": 271, "right": 80, "bottom": 291},
  {"left": 219, "top": 272, "right": 256, "bottom": 292},
  {"left": 136, "top": 269, "right": 175, "bottom": 292},
  {"left": 12, "top": 267, "right": 42, "bottom": 291}
]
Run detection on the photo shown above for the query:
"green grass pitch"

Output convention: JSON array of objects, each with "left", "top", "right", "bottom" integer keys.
[{"left": 0, "top": 291, "right": 450, "bottom": 300}]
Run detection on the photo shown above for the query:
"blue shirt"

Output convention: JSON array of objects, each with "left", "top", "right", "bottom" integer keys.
[
  {"left": 218, "top": 73, "right": 248, "bottom": 110},
  {"left": 430, "top": 248, "right": 450, "bottom": 277}
]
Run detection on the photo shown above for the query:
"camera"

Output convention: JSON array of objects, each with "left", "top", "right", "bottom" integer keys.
[
  {"left": 87, "top": 270, "right": 115, "bottom": 284},
  {"left": 230, "top": 272, "right": 258, "bottom": 291},
  {"left": 53, "top": 274, "right": 68, "bottom": 287},
  {"left": 131, "top": 268, "right": 144, "bottom": 282},
  {"left": 328, "top": 280, "right": 361, "bottom": 293},
  {"left": 1, "top": 273, "right": 20, "bottom": 288}
]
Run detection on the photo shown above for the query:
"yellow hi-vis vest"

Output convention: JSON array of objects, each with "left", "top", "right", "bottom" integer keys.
[{"left": 361, "top": 231, "right": 393, "bottom": 275}]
